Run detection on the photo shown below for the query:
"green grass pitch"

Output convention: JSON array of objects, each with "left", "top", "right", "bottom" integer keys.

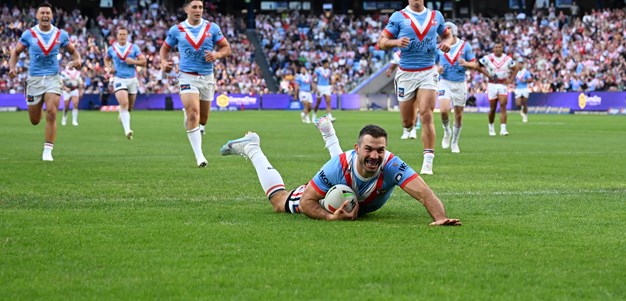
[{"left": 1, "top": 110, "right": 625, "bottom": 300}]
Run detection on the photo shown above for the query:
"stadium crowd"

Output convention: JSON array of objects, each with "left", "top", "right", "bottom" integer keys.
[{"left": 2, "top": 3, "right": 626, "bottom": 96}]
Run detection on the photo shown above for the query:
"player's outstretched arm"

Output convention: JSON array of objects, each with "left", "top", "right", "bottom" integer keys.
[
  {"left": 401, "top": 176, "right": 461, "bottom": 226},
  {"left": 299, "top": 184, "right": 358, "bottom": 221},
  {"left": 8, "top": 43, "right": 26, "bottom": 79}
]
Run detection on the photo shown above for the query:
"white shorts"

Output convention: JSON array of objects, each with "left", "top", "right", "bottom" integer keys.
[
  {"left": 395, "top": 67, "right": 439, "bottom": 102},
  {"left": 178, "top": 72, "right": 215, "bottom": 102},
  {"left": 487, "top": 83, "right": 508, "bottom": 100},
  {"left": 438, "top": 79, "right": 467, "bottom": 107},
  {"left": 515, "top": 87, "right": 530, "bottom": 99},
  {"left": 63, "top": 89, "right": 79, "bottom": 100},
  {"left": 299, "top": 91, "right": 313, "bottom": 103},
  {"left": 317, "top": 85, "right": 332, "bottom": 96},
  {"left": 26, "top": 75, "right": 62, "bottom": 106},
  {"left": 113, "top": 77, "right": 139, "bottom": 94}
]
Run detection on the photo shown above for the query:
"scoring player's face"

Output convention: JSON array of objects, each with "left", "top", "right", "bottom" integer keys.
[
  {"left": 408, "top": 0, "right": 425, "bottom": 9},
  {"left": 36, "top": 6, "right": 53, "bottom": 27},
  {"left": 494, "top": 43, "right": 504, "bottom": 56},
  {"left": 355, "top": 135, "right": 387, "bottom": 177},
  {"left": 185, "top": 0, "right": 204, "bottom": 24},
  {"left": 116, "top": 29, "right": 128, "bottom": 43}
]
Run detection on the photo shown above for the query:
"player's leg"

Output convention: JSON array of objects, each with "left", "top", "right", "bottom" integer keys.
[
  {"left": 42, "top": 92, "right": 60, "bottom": 161},
  {"left": 70, "top": 94, "right": 79, "bottom": 126},
  {"left": 198, "top": 100, "right": 210, "bottom": 135},
  {"left": 451, "top": 105, "right": 464, "bottom": 153},
  {"left": 323, "top": 94, "right": 334, "bottom": 120},
  {"left": 198, "top": 76, "right": 215, "bottom": 135},
  {"left": 487, "top": 84, "right": 497, "bottom": 136},
  {"left": 417, "top": 88, "right": 437, "bottom": 175},
  {"left": 303, "top": 101, "right": 312, "bottom": 123},
  {"left": 409, "top": 97, "right": 419, "bottom": 139},
  {"left": 315, "top": 115, "right": 342, "bottom": 157},
  {"left": 116, "top": 89, "right": 133, "bottom": 139},
  {"left": 498, "top": 93, "right": 509, "bottom": 135},
  {"left": 439, "top": 96, "right": 452, "bottom": 149},
  {"left": 520, "top": 95, "right": 528, "bottom": 123},
  {"left": 220, "top": 131, "right": 290, "bottom": 211},
  {"left": 182, "top": 91, "right": 207, "bottom": 167},
  {"left": 399, "top": 97, "right": 417, "bottom": 140},
  {"left": 61, "top": 91, "right": 69, "bottom": 126}
]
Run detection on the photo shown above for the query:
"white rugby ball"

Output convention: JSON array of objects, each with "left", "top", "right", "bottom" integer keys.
[{"left": 320, "top": 184, "right": 357, "bottom": 213}]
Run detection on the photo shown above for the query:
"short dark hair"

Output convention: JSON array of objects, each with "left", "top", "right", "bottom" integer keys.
[
  {"left": 184, "top": 0, "right": 202, "bottom": 6},
  {"left": 117, "top": 27, "right": 128, "bottom": 34},
  {"left": 322, "top": 59, "right": 329, "bottom": 65},
  {"left": 358, "top": 125, "right": 387, "bottom": 144},
  {"left": 37, "top": 2, "right": 53, "bottom": 12}
]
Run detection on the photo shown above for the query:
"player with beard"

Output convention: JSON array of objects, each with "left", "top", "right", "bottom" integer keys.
[
  {"left": 159, "top": 0, "right": 232, "bottom": 167},
  {"left": 8, "top": 2, "right": 81, "bottom": 161},
  {"left": 219, "top": 117, "right": 461, "bottom": 225}
]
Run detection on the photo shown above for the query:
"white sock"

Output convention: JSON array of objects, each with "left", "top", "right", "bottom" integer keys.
[
  {"left": 324, "top": 135, "right": 343, "bottom": 157},
  {"left": 403, "top": 126, "right": 413, "bottom": 133},
  {"left": 120, "top": 109, "right": 131, "bottom": 134},
  {"left": 248, "top": 146, "right": 285, "bottom": 198},
  {"left": 489, "top": 123, "right": 495, "bottom": 131},
  {"left": 72, "top": 109, "right": 78, "bottom": 123},
  {"left": 501, "top": 124, "right": 507, "bottom": 131},
  {"left": 199, "top": 124, "right": 205, "bottom": 132},
  {"left": 44, "top": 143, "right": 54, "bottom": 153},
  {"left": 187, "top": 127, "right": 205, "bottom": 160},
  {"left": 442, "top": 119, "right": 450, "bottom": 130},
  {"left": 452, "top": 126, "right": 462, "bottom": 144}
]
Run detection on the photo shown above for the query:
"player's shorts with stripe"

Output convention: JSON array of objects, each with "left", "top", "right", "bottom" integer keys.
[
  {"left": 394, "top": 67, "right": 439, "bottom": 102},
  {"left": 178, "top": 72, "right": 215, "bottom": 102},
  {"left": 317, "top": 85, "right": 332, "bottom": 96},
  {"left": 26, "top": 74, "right": 62, "bottom": 106},
  {"left": 438, "top": 79, "right": 467, "bottom": 107},
  {"left": 284, "top": 184, "right": 307, "bottom": 214},
  {"left": 514, "top": 87, "right": 530, "bottom": 99},
  {"left": 299, "top": 91, "right": 313, "bottom": 103},
  {"left": 113, "top": 76, "right": 139, "bottom": 94},
  {"left": 487, "top": 82, "right": 508, "bottom": 100}
]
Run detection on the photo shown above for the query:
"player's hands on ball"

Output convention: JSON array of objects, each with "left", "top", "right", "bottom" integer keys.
[
  {"left": 429, "top": 218, "right": 462, "bottom": 226},
  {"left": 329, "top": 200, "right": 359, "bottom": 221}
]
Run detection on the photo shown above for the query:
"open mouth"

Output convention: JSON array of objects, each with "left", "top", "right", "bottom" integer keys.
[{"left": 365, "top": 158, "right": 380, "bottom": 169}]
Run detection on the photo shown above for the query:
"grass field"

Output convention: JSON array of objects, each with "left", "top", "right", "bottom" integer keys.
[{"left": 1, "top": 110, "right": 625, "bottom": 300}]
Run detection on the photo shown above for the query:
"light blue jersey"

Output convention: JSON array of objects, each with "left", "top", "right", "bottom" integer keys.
[
  {"left": 314, "top": 67, "right": 332, "bottom": 86},
  {"left": 435, "top": 39, "right": 475, "bottom": 82},
  {"left": 164, "top": 19, "right": 225, "bottom": 76},
  {"left": 515, "top": 68, "right": 532, "bottom": 89},
  {"left": 295, "top": 73, "right": 312, "bottom": 92},
  {"left": 106, "top": 43, "right": 142, "bottom": 78},
  {"left": 310, "top": 150, "right": 418, "bottom": 214},
  {"left": 19, "top": 25, "right": 70, "bottom": 76},
  {"left": 383, "top": 7, "right": 447, "bottom": 71}
]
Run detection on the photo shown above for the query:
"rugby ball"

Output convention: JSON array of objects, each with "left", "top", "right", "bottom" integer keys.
[{"left": 320, "top": 184, "right": 357, "bottom": 213}]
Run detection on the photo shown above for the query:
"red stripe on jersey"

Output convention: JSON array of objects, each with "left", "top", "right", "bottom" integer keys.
[
  {"left": 308, "top": 180, "right": 326, "bottom": 196},
  {"left": 399, "top": 10, "right": 436, "bottom": 41},
  {"left": 400, "top": 173, "right": 419, "bottom": 189},
  {"left": 30, "top": 28, "right": 61, "bottom": 56},
  {"left": 339, "top": 153, "right": 352, "bottom": 188},
  {"left": 177, "top": 22, "right": 212, "bottom": 51},
  {"left": 444, "top": 41, "right": 466, "bottom": 65}
]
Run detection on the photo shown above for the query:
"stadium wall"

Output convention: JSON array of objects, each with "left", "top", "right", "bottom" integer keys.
[{"left": 1, "top": 92, "right": 624, "bottom": 114}]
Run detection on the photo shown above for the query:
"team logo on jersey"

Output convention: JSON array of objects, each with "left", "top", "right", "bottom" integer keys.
[
  {"left": 394, "top": 172, "right": 404, "bottom": 183},
  {"left": 115, "top": 83, "right": 122, "bottom": 88},
  {"left": 180, "top": 84, "right": 191, "bottom": 91},
  {"left": 404, "top": 19, "right": 411, "bottom": 26},
  {"left": 398, "top": 87, "right": 405, "bottom": 97},
  {"left": 438, "top": 89, "right": 445, "bottom": 96},
  {"left": 31, "top": 38, "right": 38, "bottom": 43}
]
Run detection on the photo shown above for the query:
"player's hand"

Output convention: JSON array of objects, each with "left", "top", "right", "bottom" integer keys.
[
  {"left": 385, "top": 69, "right": 392, "bottom": 77},
  {"left": 8, "top": 68, "right": 17, "bottom": 79},
  {"left": 437, "top": 66, "right": 444, "bottom": 74},
  {"left": 330, "top": 200, "right": 359, "bottom": 221},
  {"left": 458, "top": 58, "right": 468, "bottom": 67},
  {"left": 395, "top": 37, "right": 410, "bottom": 49},
  {"left": 68, "top": 60, "right": 81, "bottom": 69},
  {"left": 204, "top": 50, "right": 219, "bottom": 63},
  {"left": 429, "top": 218, "right": 462, "bottom": 226},
  {"left": 438, "top": 42, "right": 451, "bottom": 52},
  {"left": 161, "top": 61, "right": 173, "bottom": 72},
  {"left": 124, "top": 57, "right": 135, "bottom": 65}
]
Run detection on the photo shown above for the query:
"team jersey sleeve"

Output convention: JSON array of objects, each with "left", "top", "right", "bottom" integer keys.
[
  {"left": 309, "top": 156, "right": 343, "bottom": 196},
  {"left": 211, "top": 23, "right": 226, "bottom": 45},
  {"left": 384, "top": 155, "right": 418, "bottom": 189},
  {"left": 164, "top": 25, "right": 178, "bottom": 48},
  {"left": 19, "top": 31, "right": 30, "bottom": 47},
  {"left": 60, "top": 30, "right": 70, "bottom": 48},
  {"left": 478, "top": 55, "right": 488, "bottom": 66},
  {"left": 464, "top": 43, "right": 476, "bottom": 62},
  {"left": 436, "top": 11, "right": 447, "bottom": 36},
  {"left": 383, "top": 12, "right": 401, "bottom": 38},
  {"left": 132, "top": 44, "right": 143, "bottom": 58}
]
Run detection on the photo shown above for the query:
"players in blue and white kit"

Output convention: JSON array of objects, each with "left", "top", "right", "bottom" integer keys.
[
  {"left": 295, "top": 66, "right": 313, "bottom": 123},
  {"left": 159, "top": 0, "right": 232, "bottom": 167},
  {"left": 478, "top": 41, "right": 518, "bottom": 136},
  {"left": 435, "top": 22, "right": 485, "bottom": 153},
  {"left": 219, "top": 117, "right": 461, "bottom": 225},
  {"left": 514, "top": 59, "right": 532, "bottom": 123},
  {"left": 378, "top": 0, "right": 454, "bottom": 175},
  {"left": 104, "top": 27, "right": 146, "bottom": 140},
  {"left": 8, "top": 2, "right": 81, "bottom": 161},
  {"left": 312, "top": 59, "right": 335, "bottom": 121}
]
